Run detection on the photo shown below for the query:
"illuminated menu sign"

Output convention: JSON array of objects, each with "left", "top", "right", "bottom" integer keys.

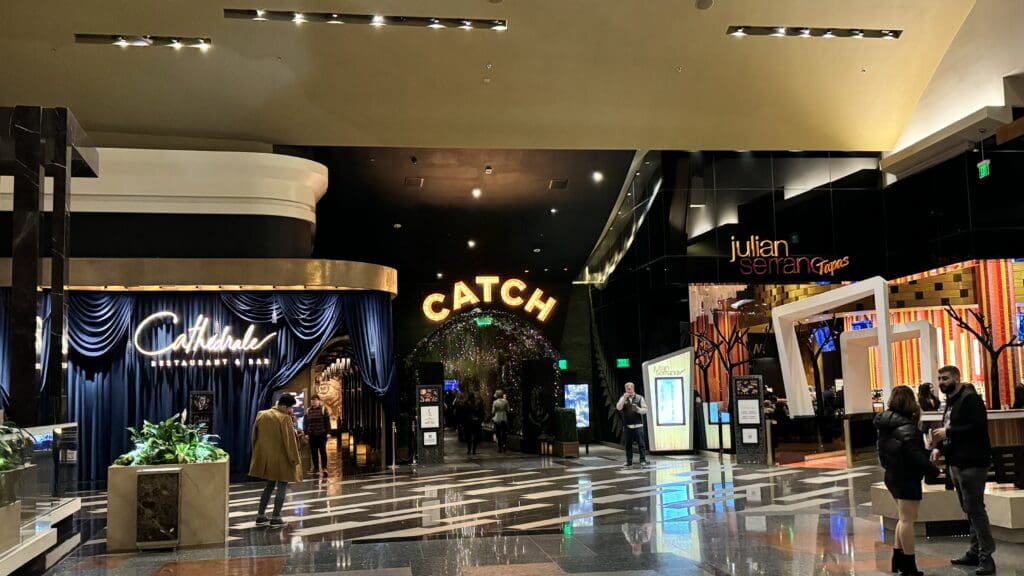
[
  {"left": 641, "top": 348, "right": 694, "bottom": 452},
  {"left": 729, "top": 235, "right": 849, "bottom": 276},
  {"left": 422, "top": 276, "right": 557, "bottom": 322}
]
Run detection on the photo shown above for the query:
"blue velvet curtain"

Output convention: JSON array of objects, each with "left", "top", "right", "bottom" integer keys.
[{"left": 2, "top": 289, "right": 395, "bottom": 483}]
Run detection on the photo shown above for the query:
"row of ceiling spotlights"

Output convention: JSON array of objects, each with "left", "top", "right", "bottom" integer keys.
[
  {"left": 75, "top": 34, "right": 211, "bottom": 50},
  {"left": 728, "top": 26, "right": 902, "bottom": 39},
  {"left": 225, "top": 9, "right": 507, "bottom": 30}
]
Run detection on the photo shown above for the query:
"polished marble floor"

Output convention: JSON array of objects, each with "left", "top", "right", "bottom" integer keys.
[{"left": 49, "top": 436, "right": 1024, "bottom": 575}]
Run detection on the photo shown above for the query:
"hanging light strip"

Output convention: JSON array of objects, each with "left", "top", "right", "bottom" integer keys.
[
  {"left": 727, "top": 26, "right": 901, "bottom": 40},
  {"left": 224, "top": 8, "right": 508, "bottom": 31},
  {"left": 75, "top": 34, "right": 212, "bottom": 50}
]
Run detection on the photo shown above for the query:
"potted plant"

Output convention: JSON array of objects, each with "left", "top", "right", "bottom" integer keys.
[
  {"left": 552, "top": 407, "right": 579, "bottom": 458},
  {"left": 107, "top": 411, "right": 230, "bottom": 552},
  {"left": 0, "top": 421, "right": 33, "bottom": 551}
]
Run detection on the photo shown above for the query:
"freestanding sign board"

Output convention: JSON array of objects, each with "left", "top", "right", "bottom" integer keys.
[
  {"left": 732, "top": 374, "right": 767, "bottom": 465},
  {"left": 416, "top": 384, "right": 444, "bottom": 464}
]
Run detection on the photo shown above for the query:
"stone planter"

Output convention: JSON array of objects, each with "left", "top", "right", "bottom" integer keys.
[
  {"left": 0, "top": 499, "right": 21, "bottom": 553},
  {"left": 107, "top": 459, "right": 228, "bottom": 552},
  {"left": 553, "top": 441, "right": 579, "bottom": 458}
]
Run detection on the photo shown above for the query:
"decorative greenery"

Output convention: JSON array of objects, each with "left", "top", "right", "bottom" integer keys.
[
  {"left": 554, "top": 408, "right": 578, "bottom": 443},
  {"left": 114, "top": 412, "right": 227, "bottom": 466},
  {"left": 0, "top": 422, "right": 33, "bottom": 473}
]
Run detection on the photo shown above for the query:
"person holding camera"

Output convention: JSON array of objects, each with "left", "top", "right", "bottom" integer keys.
[{"left": 616, "top": 382, "right": 649, "bottom": 468}]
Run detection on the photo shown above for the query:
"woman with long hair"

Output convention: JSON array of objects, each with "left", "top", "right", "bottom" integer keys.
[
  {"left": 875, "top": 385, "right": 940, "bottom": 575},
  {"left": 917, "top": 383, "right": 940, "bottom": 412}
]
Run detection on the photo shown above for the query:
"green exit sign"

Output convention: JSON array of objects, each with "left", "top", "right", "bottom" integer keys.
[
  {"left": 616, "top": 358, "right": 631, "bottom": 368},
  {"left": 474, "top": 316, "right": 493, "bottom": 327},
  {"left": 978, "top": 159, "right": 991, "bottom": 179},
  {"left": 557, "top": 359, "right": 568, "bottom": 370}
]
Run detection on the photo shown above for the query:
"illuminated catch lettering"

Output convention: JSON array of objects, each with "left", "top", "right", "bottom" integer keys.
[{"left": 422, "top": 276, "right": 557, "bottom": 322}]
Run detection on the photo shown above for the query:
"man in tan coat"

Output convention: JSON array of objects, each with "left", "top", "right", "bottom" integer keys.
[{"left": 249, "top": 393, "right": 301, "bottom": 527}]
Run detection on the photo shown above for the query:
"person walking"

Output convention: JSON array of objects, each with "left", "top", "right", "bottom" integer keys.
[
  {"left": 917, "top": 383, "right": 940, "bottom": 412},
  {"left": 492, "top": 389, "right": 510, "bottom": 454},
  {"left": 876, "top": 385, "right": 940, "bottom": 576},
  {"left": 616, "top": 382, "right": 649, "bottom": 468},
  {"left": 464, "top": 393, "right": 484, "bottom": 455},
  {"left": 249, "top": 394, "right": 301, "bottom": 527},
  {"left": 931, "top": 365, "right": 996, "bottom": 575},
  {"left": 303, "top": 394, "right": 331, "bottom": 479}
]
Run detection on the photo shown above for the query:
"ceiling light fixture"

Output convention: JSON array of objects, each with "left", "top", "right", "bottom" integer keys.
[
  {"left": 467, "top": 239, "right": 477, "bottom": 249},
  {"left": 78, "top": 34, "right": 212, "bottom": 50},
  {"left": 533, "top": 248, "right": 541, "bottom": 253},
  {"left": 592, "top": 171, "right": 604, "bottom": 183},
  {"left": 292, "top": 12, "right": 306, "bottom": 24},
  {"left": 253, "top": 9, "right": 267, "bottom": 21},
  {"left": 460, "top": 20, "right": 473, "bottom": 30},
  {"left": 550, "top": 208, "right": 558, "bottom": 214},
  {"left": 436, "top": 272, "right": 444, "bottom": 280},
  {"left": 327, "top": 14, "right": 343, "bottom": 24},
  {"left": 492, "top": 21, "right": 508, "bottom": 31},
  {"left": 471, "top": 188, "right": 482, "bottom": 199},
  {"left": 524, "top": 269, "right": 530, "bottom": 274},
  {"left": 727, "top": 25, "right": 899, "bottom": 40},
  {"left": 428, "top": 18, "right": 446, "bottom": 29},
  {"left": 371, "top": 15, "right": 386, "bottom": 26}
]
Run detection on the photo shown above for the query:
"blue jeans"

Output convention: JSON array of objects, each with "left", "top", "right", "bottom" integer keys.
[{"left": 258, "top": 481, "right": 288, "bottom": 518}]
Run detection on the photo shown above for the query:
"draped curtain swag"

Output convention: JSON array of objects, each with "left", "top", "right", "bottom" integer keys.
[{"left": 1, "top": 290, "right": 395, "bottom": 482}]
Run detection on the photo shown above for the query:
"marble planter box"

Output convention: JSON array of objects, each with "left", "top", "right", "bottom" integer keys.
[
  {"left": 553, "top": 441, "right": 579, "bottom": 458},
  {"left": 0, "top": 500, "right": 21, "bottom": 553},
  {"left": 872, "top": 481, "right": 1024, "bottom": 542},
  {"left": 107, "top": 459, "right": 229, "bottom": 552}
]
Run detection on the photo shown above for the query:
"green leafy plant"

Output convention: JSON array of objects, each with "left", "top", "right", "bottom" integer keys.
[
  {"left": 0, "top": 422, "right": 33, "bottom": 473},
  {"left": 114, "top": 412, "right": 227, "bottom": 466}
]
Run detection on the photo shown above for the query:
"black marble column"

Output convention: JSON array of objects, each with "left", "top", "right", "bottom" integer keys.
[
  {"left": 45, "top": 109, "right": 72, "bottom": 425},
  {"left": 8, "top": 106, "right": 44, "bottom": 426}
]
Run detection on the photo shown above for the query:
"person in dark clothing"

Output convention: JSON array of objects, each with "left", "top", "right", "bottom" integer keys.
[
  {"left": 1013, "top": 383, "right": 1024, "bottom": 409},
  {"left": 931, "top": 365, "right": 996, "bottom": 575},
  {"left": 303, "top": 395, "right": 331, "bottom": 478},
  {"left": 463, "top": 393, "right": 484, "bottom": 455},
  {"left": 616, "top": 382, "right": 649, "bottom": 468},
  {"left": 876, "top": 385, "right": 940, "bottom": 576},
  {"left": 917, "top": 383, "right": 940, "bottom": 412}
]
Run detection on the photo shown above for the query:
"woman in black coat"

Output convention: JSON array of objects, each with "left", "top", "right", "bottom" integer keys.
[{"left": 875, "top": 385, "right": 941, "bottom": 576}]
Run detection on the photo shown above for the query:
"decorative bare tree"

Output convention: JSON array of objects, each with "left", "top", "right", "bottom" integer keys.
[
  {"left": 692, "top": 317, "right": 750, "bottom": 405},
  {"left": 944, "top": 304, "right": 1023, "bottom": 409},
  {"left": 692, "top": 328, "right": 716, "bottom": 400}
]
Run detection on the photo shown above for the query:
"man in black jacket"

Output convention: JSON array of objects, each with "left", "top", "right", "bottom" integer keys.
[{"left": 931, "top": 365, "right": 995, "bottom": 574}]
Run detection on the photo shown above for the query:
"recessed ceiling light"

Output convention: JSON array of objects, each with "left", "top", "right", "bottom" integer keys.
[
  {"left": 852, "top": 29, "right": 864, "bottom": 38},
  {"left": 293, "top": 12, "right": 306, "bottom": 24},
  {"left": 524, "top": 269, "right": 530, "bottom": 273},
  {"left": 393, "top": 223, "right": 402, "bottom": 229},
  {"left": 730, "top": 27, "right": 746, "bottom": 37},
  {"left": 371, "top": 15, "right": 386, "bottom": 26},
  {"left": 253, "top": 9, "right": 267, "bottom": 21},
  {"left": 471, "top": 188, "right": 482, "bottom": 199},
  {"left": 592, "top": 171, "right": 604, "bottom": 183},
  {"left": 492, "top": 21, "right": 508, "bottom": 31},
  {"left": 436, "top": 272, "right": 444, "bottom": 279},
  {"left": 467, "top": 239, "right": 477, "bottom": 249},
  {"left": 533, "top": 248, "right": 541, "bottom": 253},
  {"left": 428, "top": 18, "right": 446, "bottom": 29},
  {"left": 544, "top": 268, "right": 549, "bottom": 272},
  {"left": 460, "top": 21, "right": 473, "bottom": 30},
  {"left": 771, "top": 27, "right": 786, "bottom": 37},
  {"left": 823, "top": 29, "right": 835, "bottom": 38},
  {"left": 799, "top": 28, "right": 811, "bottom": 37},
  {"left": 563, "top": 267, "right": 569, "bottom": 272},
  {"left": 550, "top": 207, "right": 558, "bottom": 214},
  {"left": 327, "top": 14, "right": 343, "bottom": 24}
]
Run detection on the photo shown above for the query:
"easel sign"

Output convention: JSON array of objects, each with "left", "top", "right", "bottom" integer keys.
[{"left": 732, "top": 374, "right": 767, "bottom": 465}]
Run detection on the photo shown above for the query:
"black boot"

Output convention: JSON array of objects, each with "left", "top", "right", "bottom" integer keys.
[
  {"left": 891, "top": 548, "right": 903, "bottom": 573},
  {"left": 976, "top": 554, "right": 996, "bottom": 575},
  {"left": 899, "top": 554, "right": 923, "bottom": 576}
]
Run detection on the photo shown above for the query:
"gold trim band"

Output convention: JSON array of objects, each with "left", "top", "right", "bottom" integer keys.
[{"left": 0, "top": 258, "right": 398, "bottom": 296}]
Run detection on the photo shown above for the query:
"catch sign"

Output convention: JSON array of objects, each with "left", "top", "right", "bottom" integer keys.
[{"left": 422, "top": 276, "right": 557, "bottom": 322}]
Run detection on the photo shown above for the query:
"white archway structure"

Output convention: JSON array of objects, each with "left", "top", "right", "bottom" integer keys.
[
  {"left": 839, "top": 320, "right": 938, "bottom": 414},
  {"left": 771, "top": 276, "right": 892, "bottom": 418}
]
